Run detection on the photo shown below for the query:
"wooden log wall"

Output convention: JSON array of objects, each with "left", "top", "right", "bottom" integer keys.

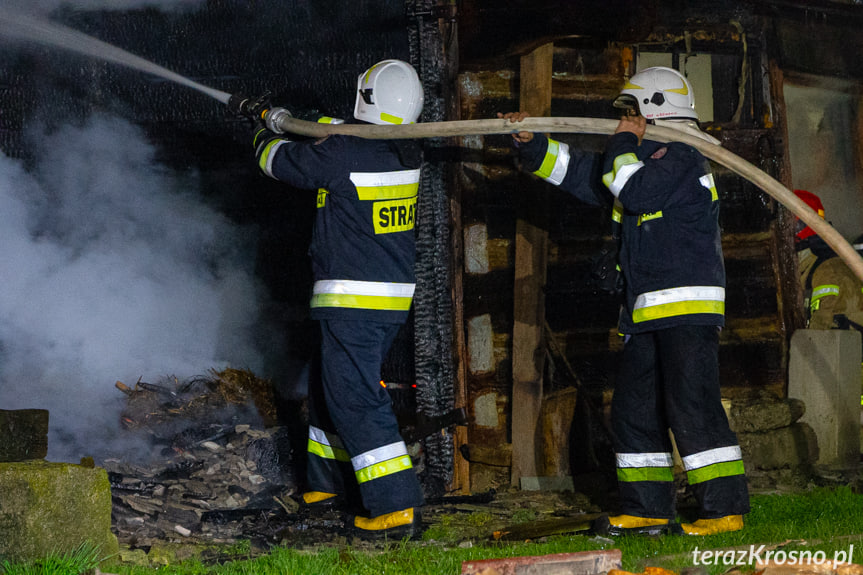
[{"left": 454, "top": 29, "right": 798, "bottom": 491}]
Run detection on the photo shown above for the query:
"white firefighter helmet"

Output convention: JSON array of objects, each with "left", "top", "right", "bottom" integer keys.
[
  {"left": 613, "top": 66, "right": 698, "bottom": 121},
  {"left": 354, "top": 59, "right": 424, "bottom": 125}
]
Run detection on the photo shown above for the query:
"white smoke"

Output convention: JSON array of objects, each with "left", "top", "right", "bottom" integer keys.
[
  {"left": 5, "top": 0, "right": 205, "bottom": 14},
  {"left": 0, "top": 115, "right": 267, "bottom": 462}
]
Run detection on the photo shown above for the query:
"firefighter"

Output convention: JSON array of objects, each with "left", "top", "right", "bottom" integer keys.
[
  {"left": 793, "top": 189, "right": 863, "bottom": 332},
  {"left": 500, "top": 66, "right": 749, "bottom": 536},
  {"left": 247, "top": 59, "right": 425, "bottom": 539}
]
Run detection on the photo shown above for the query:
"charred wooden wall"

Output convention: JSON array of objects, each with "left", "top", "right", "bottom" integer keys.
[{"left": 454, "top": 5, "right": 802, "bottom": 491}]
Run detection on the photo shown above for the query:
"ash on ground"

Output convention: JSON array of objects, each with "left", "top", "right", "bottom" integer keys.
[{"left": 103, "top": 369, "right": 334, "bottom": 548}]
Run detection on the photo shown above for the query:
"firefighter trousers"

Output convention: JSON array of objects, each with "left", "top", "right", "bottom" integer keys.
[
  {"left": 305, "top": 318, "right": 424, "bottom": 517},
  {"left": 612, "top": 324, "right": 750, "bottom": 520}
]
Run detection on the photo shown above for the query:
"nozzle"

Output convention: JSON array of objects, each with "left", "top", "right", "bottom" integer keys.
[{"left": 227, "top": 91, "right": 272, "bottom": 120}]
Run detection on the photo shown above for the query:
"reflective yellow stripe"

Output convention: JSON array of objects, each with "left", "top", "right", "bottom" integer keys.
[
  {"left": 352, "top": 441, "right": 413, "bottom": 484},
  {"left": 380, "top": 112, "right": 405, "bottom": 125},
  {"left": 355, "top": 455, "right": 414, "bottom": 484},
  {"left": 311, "top": 293, "right": 413, "bottom": 311},
  {"left": 602, "top": 153, "right": 644, "bottom": 197},
  {"left": 632, "top": 286, "right": 725, "bottom": 323},
  {"left": 699, "top": 174, "right": 719, "bottom": 201},
  {"left": 811, "top": 284, "right": 840, "bottom": 302},
  {"left": 311, "top": 279, "right": 415, "bottom": 311},
  {"left": 682, "top": 446, "right": 742, "bottom": 470},
  {"left": 351, "top": 170, "right": 421, "bottom": 201},
  {"left": 616, "top": 452, "right": 674, "bottom": 483},
  {"left": 617, "top": 467, "right": 675, "bottom": 482},
  {"left": 687, "top": 460, "right": 746, "bottom": 484},
  {"left": 258, "top": 139, "right": 287, "bottom": 177},
  {"left": 307, "top": 426, "right": 350, "bottom": 462},
  {"left": 533, "top": 138, "right": 570, "bottom": 185},
  {"left": 612, "top": 199, "right": 624, "bottom": 223},
  {"left": 638, "top": 211, "right": 663, "bottom": 225},
  {"left": 317, "top": 188, "right": 328, "bottom": 208},
  {"left": 308, "top": 437, "right": 350, "bottom": 461}
]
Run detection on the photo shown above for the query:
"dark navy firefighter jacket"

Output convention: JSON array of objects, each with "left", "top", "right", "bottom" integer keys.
[
  {"left": 255, "top": 130, "right": 422, "bottom": 324},
  {"left": 517, "top": 131, "right": 725, "bottom": 334}
]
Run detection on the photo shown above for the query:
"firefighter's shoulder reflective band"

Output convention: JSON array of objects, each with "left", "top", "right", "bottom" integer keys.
[
  {"left": 258, "top": 139, "right": 288, "bottom": 179},
  {"left": 633, "top": 286, "right": 725, "bottom": 323},
  {"left": 699, "top": 173, "right": 719, "bottom": 201},
  {"left": 602, "top": 152, "right": 644, "bottom": 197},
  {"left": 683, "top": 446, "right": 745, "bottom": 485},
  {"left": 311, "top": 279, "right": 415, "bottom": 311},
  {"left": 533, "top": 138, "right": 570, "bottom": 185},
  {"left": 616, "top": 452, "right": 674, "bottom": 482},
  {"left": 350, "top": 170, "right": 420, "bottom": 201},
  {"left": 308, "top": 425, "right": 350, "bottom": 462},
  {"left": 352, "top": 441, "right": 413, "bottom": 484}
]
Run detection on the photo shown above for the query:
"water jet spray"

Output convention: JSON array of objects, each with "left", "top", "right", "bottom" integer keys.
[{"left": 1, "top": 7, "right": 861, "bottom": 281}]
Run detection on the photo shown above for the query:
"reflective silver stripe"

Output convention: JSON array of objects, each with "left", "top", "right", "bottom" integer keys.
[
  {"left": 609, "top": 161, "right": 644, "bottom": 197},
  {"left": 309, "top": 425, "right": 345, "bottom": 450},
  {"left": 260, "top": 139, "right": 289, "bottom": 179},
  {"left": 349, "top": 169, "right": 421, "bottom": 188},
  {"left": 534, "top": 140, "right": 571, "bottom": 185},
  {"left": 682, "top": 446, "right": 742, "bottom": 471},
  {"left": 811, "top": 285, "right": 840, "bottom": 300},
  {"left": 351, "top": 441, "right": 409, "bottom": 472},
  {"left": 313, "top": 279, "right": 415, "bottom": 299},
  {"left": 616, "top": 452, "right": 673, "bottom": 468},
  {"left": 634, "top": 286, "right": 725, "bottom": 311},
  {"left": 699, "top": 173, "right": 719, "bottom": 201}
]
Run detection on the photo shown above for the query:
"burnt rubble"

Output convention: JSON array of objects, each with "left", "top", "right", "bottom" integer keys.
[{"left": 103, "top": 369, "right": 316, "bottom": 547}]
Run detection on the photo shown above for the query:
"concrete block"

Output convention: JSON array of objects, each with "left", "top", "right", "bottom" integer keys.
[
  {"left": 462, "top": 549, "right": 621, "bottom": 575},
  {"left": 0, "top": 460, "right": 119, "bottom": 564},
  {"left": 788, "top": 329, "right": 861, "bottom": 470},
  {"left": 737, "top": 422, "right": 818, "bottom": 469}
]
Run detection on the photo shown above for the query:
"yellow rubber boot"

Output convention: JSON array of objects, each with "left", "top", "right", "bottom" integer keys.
[
  {"left": 594, "top": 514, "right": 671, "bottom": 536},
  {"left": 352, "top": 507, "right": 421, "bottom": 540},
  {"left": 680, "top": 515, "right": 743, "bottom": 535},
  {"left": 301, "top": 491, "right": 340, "bottom": 507}
]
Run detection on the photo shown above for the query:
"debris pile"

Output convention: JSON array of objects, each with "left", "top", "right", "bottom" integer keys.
[{"left": 104, "top": 369, "right": 298, "bottom": 546}]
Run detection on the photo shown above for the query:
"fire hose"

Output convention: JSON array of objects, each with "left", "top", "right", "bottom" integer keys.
[{"left": 253, "top": 108, "right": 863, "bottom": 284}]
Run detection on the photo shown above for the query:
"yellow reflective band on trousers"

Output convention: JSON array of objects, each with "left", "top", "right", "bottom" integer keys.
[
  {"left": 307, "top": 425, "right": 350, "bottom": 462},
  {"left": 616, "top": 452, "right": 674, "bottom": 483},
  {"left": 532, "top": 138, "right": 570, "bottom": 185},
  {"left": 632, "top": 286, "right": 725, "bottom": 323},
  {"left": 310, "top": 279, "right": 415, "bottom": 311},
  {"left": 683, "top": 446, "right": 745, "bottom": 485},
  {"left": 351, "top": 441, "right": 413, "bottom": 484}
]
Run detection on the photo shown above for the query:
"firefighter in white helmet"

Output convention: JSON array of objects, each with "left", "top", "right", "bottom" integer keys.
[
  {"left": 500, "top": 66, "right": 749, "bottom": 536},
  {"left": 248, "top": 59, "right": 425, "bottom": 539}
]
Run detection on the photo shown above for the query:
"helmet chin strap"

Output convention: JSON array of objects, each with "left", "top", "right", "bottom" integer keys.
[{"left": 652, "top": 119, "right": 721, "bottom": 146}]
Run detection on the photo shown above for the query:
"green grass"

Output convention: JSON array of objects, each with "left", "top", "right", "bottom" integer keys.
[
  {"left": 0, "top": 543, "right": 102, "bottom": 575},
  {"left": 4, "top": 487, "right": 862, "bottom": 575}
]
